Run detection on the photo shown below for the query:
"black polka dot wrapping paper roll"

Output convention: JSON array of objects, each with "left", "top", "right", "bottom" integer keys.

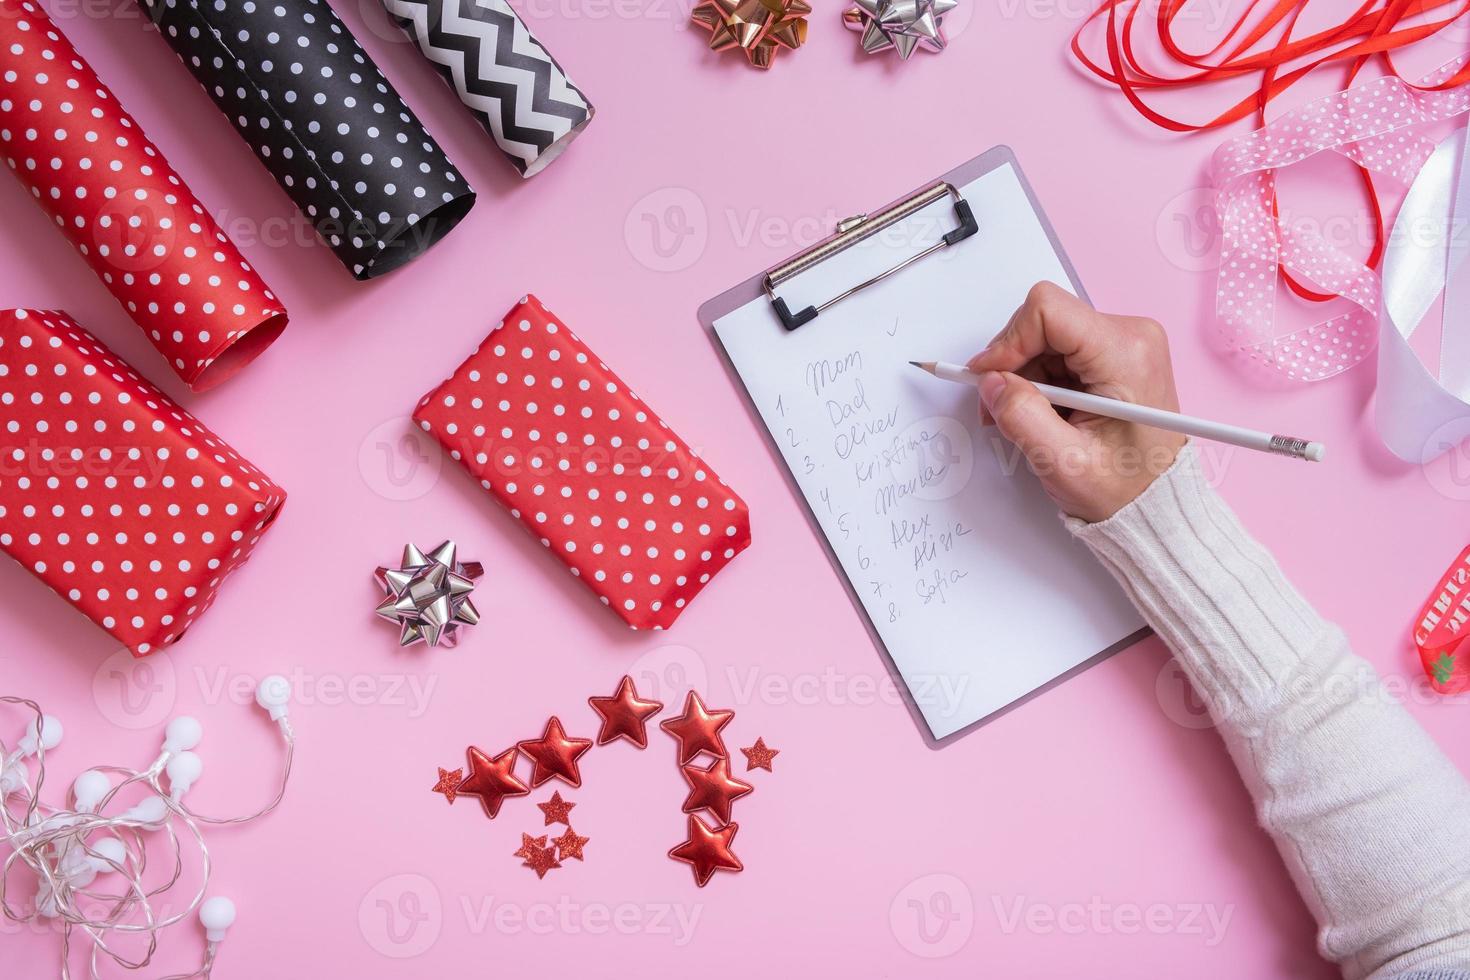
[
  {"left": 0, "top": 309, "right": 285, "bottom": 657},
  {"left": 379, "top": 0, "right": 594, "bottom": 178},
  {"left": 0, "top": 0, "right": 288, "bottom": 391},
  {"left": 412, "top": 296, "right": 752, "bottom": 630},
  {"left": 137, "top": 0, "right": 476, "bottom": 280}
]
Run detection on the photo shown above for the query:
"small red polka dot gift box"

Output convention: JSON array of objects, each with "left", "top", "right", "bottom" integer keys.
[
  {"left": 0, "top": 310, "right": 285, "bottom": 656},
  {"left": 413, "top": 296, "right": 751, "bottom": 630}
]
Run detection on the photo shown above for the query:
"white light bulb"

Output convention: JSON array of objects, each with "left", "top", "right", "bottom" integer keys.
[
  {"left": 72, "top": 770, "right": 110, "bottom": 812},
  {"left": 19, "top": 715, "right": 63, "bottom": 756},
  {"left": 199, "top": 896, "right": 236, "bottom": 943},
  {"left": 122, "top": 796, "right": 168, "bottom": 828},
  {"left": 255, "top": 675, "right": 291, "bottom": 721},
  {"left": 166, "top": 751, "right": 203, "bottom": 799},
  {"left": 163, "top": 716, "right": 203, "bottom": 754},
  {"left": 89, "top": 837, "right": 126, "bottom": 873}
]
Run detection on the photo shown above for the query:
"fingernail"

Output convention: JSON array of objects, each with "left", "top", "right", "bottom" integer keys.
[
  {"left": 978, "top": 371, "right": 1005, "bottom": 407},
  {"left": 967, "top": 345, "right": 994, "bottom": 370}
]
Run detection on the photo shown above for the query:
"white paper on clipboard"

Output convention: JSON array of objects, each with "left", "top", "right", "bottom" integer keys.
[{"left": 701, "top": 148, "right": 1147, "bottom": 743}]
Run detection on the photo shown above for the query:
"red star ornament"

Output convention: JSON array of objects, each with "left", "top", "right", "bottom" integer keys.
[
  {"left": 518, "top": 717, "right": 594, "bottom": 788},
  {"left": 588, "top": 675, "right": 664, "bottom": 748},
  {"left": 537, "top": 791, "right": 576, "bottom": 826},
  {"left": 740, "top": 738, "right": 780, "bottom": 772},
  {"left": 668, "top": 815, "right": 743, "bottom": 887},
  {"left": 680, "top": 756, "right": 754, "bottom": 824},
  {"left": 554, "top": 827, "right": 590, "bottom": 862},
  {"left": 524, "top": 843, "right": 562, "bottom": 879},
  {"left": 514, "top": 833, "right": 549, "bottom": 860},
  {"left": 456, "top": 746, "right": 529, "bottom": 818},
  {"left": 431, "top": 767, "right": 463, "bottom": 804},
  {"left": 659, "top": 691, "right": 735, "bottom": 764}
]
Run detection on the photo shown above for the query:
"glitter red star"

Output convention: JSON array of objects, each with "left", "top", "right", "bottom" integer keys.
[
  {"left": 513, "top": 832, "right": 549, "bottom": 860},
  {"left": 518, "top": 716, "right": 594, "bottom": 788},
  {"left": 554, "top": 827, "right": 590, "bottom": 862},
  {"left": 659, "top": 691, "right": 735, "bottom": 764},
  {"left": 456, "top": 746, "right": 529, "bottom": 818},
  {"left": 431, "top": 766, "right": 463, "bottom": 804},
  {"left": 588, "top": 675, "right": 664, "bottom": 748},
  {"left": 668, "top": 814, "right": 743, "bottom": 887},
  {"left": 523, "top": 842, "right": 562, "bottom": 879},
  {"left": 681, "top": 756, "right": 754, "bottom": 824},
  {"left": 537, "top": 791, "right": 576, "bottom": 826},
  {"left": 740, "top": 737, "right": 780, "bottom": 772}
]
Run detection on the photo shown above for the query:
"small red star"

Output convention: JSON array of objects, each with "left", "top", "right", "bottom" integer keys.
[
  {"left": 740, "top": 737, "right": 780, "bottom": 772},
  {"left": 537, "top": 791, "right": 576, "bottom": 826},
  {"left": 588, "top": 675, "right": 664, "bottom": 748},
  {"left": 513, "top": 832, "right": 549, "bottom": 860},
  {"left": 554, "top": 827, "right": 590, "bottom": 862},
  {"left": 680, "top": 756, "right": 754, "bottom": 824},
  {"left": 456, "top": 746, "right": 529, "bottom": 818},
  {"left": 668, "top": 814, "right": 742, "bottom": 887},
  {"left": 518, "top": 716, "right": 594, "bottom": 788},
  {"left": 659, "top": 691, "right": 735, "bottom": 764},
  {"left": 431, "top": 766, "right": 463, "bottom": 804},
  {"left": 523, "top": 842, "right": 562, "bottom": 879}
]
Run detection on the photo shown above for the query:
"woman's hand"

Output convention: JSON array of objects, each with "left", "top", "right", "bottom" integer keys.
[{"left": 967, "top": 282, "right": 1186, "bottom": 523}]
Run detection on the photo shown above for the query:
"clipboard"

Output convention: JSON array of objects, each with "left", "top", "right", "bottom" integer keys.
[{"left": 698, "top": 146, "right": 1150, "bottom": 746}]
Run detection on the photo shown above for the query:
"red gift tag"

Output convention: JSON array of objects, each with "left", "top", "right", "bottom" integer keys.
[
  {"left": 1413, "top": 544, "right": 1470, "bottom": 695},
  {"left": 414, "top": 295, "right": 751, "bottom": 630},
  {"left": 0, "top": 310, "right": 285, "bottom": 655},
  {"left": 0, "top": 0, "right": 287, "bottom": 391}
]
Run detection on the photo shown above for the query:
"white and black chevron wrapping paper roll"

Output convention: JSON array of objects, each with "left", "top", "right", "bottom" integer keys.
[
  {"left": 381, "top": 0, "right": 594, "bottom": 178},
  {"left": 138, "top": 0, "right": 476, "bottom": 280}
]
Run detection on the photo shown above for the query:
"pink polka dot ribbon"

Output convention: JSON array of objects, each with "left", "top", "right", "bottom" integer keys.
[
  {"left": 1211, "top": 57, "right": 1470, "bottom": 382},
  {"left": 0, "top": 309, "right": 286, "bottom": 656},
  {"left": 0, "top": 0, "right": 287, "bottom": 391},
  {"left": 414, "top": 295, "right": 752, "bottom": 631}
]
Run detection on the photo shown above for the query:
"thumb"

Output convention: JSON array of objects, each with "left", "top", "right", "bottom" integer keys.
[{"left": 978, "top": 372, "right": 1088, "bottom": 468}]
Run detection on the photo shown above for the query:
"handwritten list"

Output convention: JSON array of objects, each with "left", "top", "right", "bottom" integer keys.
[{"left": 712, "top": 161, "right": 1144, "bottom": 739}]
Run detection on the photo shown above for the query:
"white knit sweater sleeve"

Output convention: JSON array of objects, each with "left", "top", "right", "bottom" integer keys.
[{"left": 1066, "top": 444, "right": 1470, "bottom": 980}]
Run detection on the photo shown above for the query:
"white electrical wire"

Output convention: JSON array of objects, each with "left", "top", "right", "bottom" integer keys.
[{"left": 0, "top": 678, "right": 294, "bottom": 980}]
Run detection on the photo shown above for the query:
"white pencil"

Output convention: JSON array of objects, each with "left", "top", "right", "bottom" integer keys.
[{"left": 909, "top": 361, "right": 1325, "bottom": 462}]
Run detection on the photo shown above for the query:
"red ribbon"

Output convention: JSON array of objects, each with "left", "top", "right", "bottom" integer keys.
[
  {"left": 1413, "top": 544, "right": 1470, "bottom": 694},
  {"left": 1071, "top": 0, "right": 1470, "bottom": 300}
]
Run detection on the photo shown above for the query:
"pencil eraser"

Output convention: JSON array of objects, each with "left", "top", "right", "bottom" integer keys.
[{"left": 1305, "top": 442, "right": 1326, "bottom": 462}]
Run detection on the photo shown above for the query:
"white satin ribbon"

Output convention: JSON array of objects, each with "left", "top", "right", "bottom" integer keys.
[{"left": 1378, "top": 124, "right": 1470, "bottom": 462}]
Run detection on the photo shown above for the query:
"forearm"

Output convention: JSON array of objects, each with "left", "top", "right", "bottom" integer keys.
[{"left": 1068, "top": 445, "right": 1470, "bottom": 979}]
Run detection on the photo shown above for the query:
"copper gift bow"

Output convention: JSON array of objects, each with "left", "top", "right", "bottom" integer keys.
[{"left": 691, "top": 0, "right": 810, "bottom": 69}]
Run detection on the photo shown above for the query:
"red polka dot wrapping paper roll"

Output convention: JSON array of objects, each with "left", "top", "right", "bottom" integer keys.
[
  {"left": 0, "top": 0, "right": 288, "bottom": 392},
  {"left": 413, "top": 296, "right": 752, "bottom": 631},
  {"left": 0, "top": 310, "right": 286, "bottom": 656}
]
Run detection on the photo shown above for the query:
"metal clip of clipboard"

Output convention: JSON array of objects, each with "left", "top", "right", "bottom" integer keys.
[{"left": 762, "top": 181, "right": 979, "bottom": 331}]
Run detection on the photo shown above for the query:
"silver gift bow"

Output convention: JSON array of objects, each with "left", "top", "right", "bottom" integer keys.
[
  {"left": 843, "top": 0, "right": 957, "bottom": 59},
  {"left": 374, "top": 541, "right": 483, "bottom": 647}
]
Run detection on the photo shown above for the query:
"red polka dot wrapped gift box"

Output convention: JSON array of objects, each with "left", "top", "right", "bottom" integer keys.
[
  {"left": 0, "top": 309, "right": 284, "bottom": 656},
  {"left": 413, "top": 296, "right": 751, "bottom": 630}
]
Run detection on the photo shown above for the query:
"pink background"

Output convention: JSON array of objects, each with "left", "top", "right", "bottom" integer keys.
[{"left": 2, "top": 0, "right": 1468, "bottom": 976}]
